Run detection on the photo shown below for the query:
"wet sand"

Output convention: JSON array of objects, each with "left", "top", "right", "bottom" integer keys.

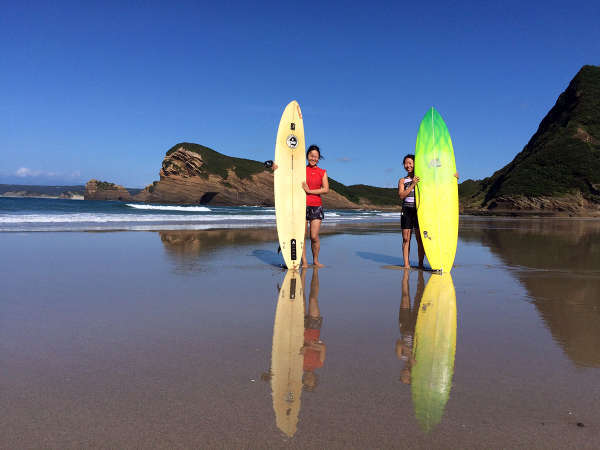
[{"left": 1, "top": 218, "right": 599, "bottom": 448}]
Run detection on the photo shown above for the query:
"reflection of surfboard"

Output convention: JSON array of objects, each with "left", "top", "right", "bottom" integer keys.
[
  {"left": 411, "top": 273, "right": 457, "bottom": 433},
  {"left": 270, "top": 270, "right": 305, "bottom": 437},
  {"left": 414, "top": 107, "right": 458, "bottom": 272},
  {"left": 274, "top": 101, "right": 306, "bottom": 269},
  {"left": 382, "top": 265, "right": 435, "bottom": 272}
]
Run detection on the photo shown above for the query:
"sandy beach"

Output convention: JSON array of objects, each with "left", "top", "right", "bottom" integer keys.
[{"left": 1, "top": 218, "right": 599, "bottom": 448}]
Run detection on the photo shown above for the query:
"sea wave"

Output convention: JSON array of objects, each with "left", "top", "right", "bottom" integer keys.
[
  {"left": 0, "top": 213, "right": 276, "bottom": 223},
  {"left": 125, "top": 204, "right": 211, "bottom": 212}
]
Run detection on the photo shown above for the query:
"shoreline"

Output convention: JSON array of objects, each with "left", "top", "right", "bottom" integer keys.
[
  {"left": 1, "top": 194, "right": 84, "bottom": 200},
  {"left": 3, "top": 215, "right": 600, "bottom": 234}
]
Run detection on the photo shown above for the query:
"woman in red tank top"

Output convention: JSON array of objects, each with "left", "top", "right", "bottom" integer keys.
[{"left": 302, "top": 145, "right": 329, "bottom": 267}]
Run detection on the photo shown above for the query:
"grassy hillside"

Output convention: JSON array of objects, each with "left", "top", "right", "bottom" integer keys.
[
  {"left": 460, "top": 65, "right": 600, "bottom": 207},
  {"left": 167, "top": 142, "right": 269, "bottom": 180},
  {"left": 168, "top": 142, "right": 400, "bottom": 206}
]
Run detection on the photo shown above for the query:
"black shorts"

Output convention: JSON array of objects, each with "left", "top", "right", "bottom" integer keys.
[
  {"left": 305, "top": 315, "right": 323, "bottom": 330},
  {"left": 306, "top": 206, "right": 324, "bottom": 221},
  {"left": 401, "top": 207, "right": 419, "bottom": 230}
]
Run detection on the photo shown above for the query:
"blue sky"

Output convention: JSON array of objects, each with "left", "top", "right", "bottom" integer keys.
[{"left": 1, "top": 0, "right": 599, "bottom": 188}]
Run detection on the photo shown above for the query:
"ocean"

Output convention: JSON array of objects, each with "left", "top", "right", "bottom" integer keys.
[{"left": 0, "top": 197, "right": 401, "bottom": 232}]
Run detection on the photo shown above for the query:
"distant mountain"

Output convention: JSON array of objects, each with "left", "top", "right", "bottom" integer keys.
[
  {"left": 86, "top": 142, "right": 400, "bottom": 209},
  {"left": 460, "top": 65, "right": 600, "bottom": 215},
  {"left": 0, "top": 183, "right": 143, "bottom": 200},
  {"left": 0, "top": 184, "right": 85, "bottom": 199}
]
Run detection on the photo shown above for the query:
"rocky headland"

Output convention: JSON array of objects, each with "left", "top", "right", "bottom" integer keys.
[
  {"left": 459, "top": 65, "right": 600, "bottom": 216},
  {"left": 85, "top": 143, "right": 400, "bottom": 209}
]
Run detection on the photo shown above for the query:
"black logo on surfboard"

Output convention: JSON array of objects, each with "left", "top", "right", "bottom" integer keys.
[{"left": 286, "top": 135, "right": 298, "bottom": 149}]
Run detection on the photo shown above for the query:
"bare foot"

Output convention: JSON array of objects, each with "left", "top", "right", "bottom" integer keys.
[
  {"left": 403, "top": 265, "right": 411, "bottom": 270},
  {"left": 313, "top": 261, "right": 325, "bottom": 268},
  {"left": 301, "top": 261, "right": 310, "bottom": 268}
]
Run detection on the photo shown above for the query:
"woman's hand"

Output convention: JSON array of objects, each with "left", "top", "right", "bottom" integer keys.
[
  {"left": 454, "top": 172, "right": 459, "bottom": 179},
  {"left": 412, "top": 176, "right": 420, "bottom": 185},
  {"left": 264, "top": 160, "right": 278, "bottom": 171},
  {"left": 302, "top": 181, "right": 310, "bottom": 193}
]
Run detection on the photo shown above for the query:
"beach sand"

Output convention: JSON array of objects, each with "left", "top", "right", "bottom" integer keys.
[{"left": 1, "top": 218, "right": 599, "bottom": 448}]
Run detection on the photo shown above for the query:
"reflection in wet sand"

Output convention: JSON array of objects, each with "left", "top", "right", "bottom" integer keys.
[
  {"left": 301, "top": 269, "right": 326, "bottom": 394},
  {"left": 460, "top": 217, "right": 600, "bottom": 367},
  {"left": 264, "top": 269, "right": 326, "bottom": 438},
  {"left": 268, "top": 270, "right": 305, "bottom": 437},
  {"left": 410, "top": 273, "right": 457, "bottom": 433},
  {"left": 158, "top": 224, "right": 403, "bottom": 266},
  {"left": 159, "top": 229, "right": 278, "bottom": 257},
  {"left": 396, "top": 270, "right": 424, "bottom": 385}
]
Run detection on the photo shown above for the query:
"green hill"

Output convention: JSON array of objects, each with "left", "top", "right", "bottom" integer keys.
[
  {"left": 460, "top": 65, "right": 600, "bottom": 210},
  {"left": 169, "top": 142, "right": 399, "bottom": 206},
  {"left": 166, "top": 143, "right": 269, "bottom": 180}
]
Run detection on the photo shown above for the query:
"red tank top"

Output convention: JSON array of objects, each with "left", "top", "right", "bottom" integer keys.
[
  {"left": 306, "top": 165, "right": 326, "bottom": 207},
  {"left": 303, "top": 328, "right": 323, "bottom": 370}
]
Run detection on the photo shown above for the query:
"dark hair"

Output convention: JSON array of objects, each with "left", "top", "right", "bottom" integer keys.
[
  {"left": 307, "top": 144, "right": 324, "bottom": 160},
  {"left": 403, "top": 154, "right": 415, "bottom": 164}
]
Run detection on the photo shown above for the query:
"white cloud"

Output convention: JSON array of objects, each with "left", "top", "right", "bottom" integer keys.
[
  {"left": 16, "top": 167, "right": 41, "bottom": 177},
  {"left": 337, "top": 157, "right": 352, "bottom": 163},
  {"left": 14, "top": 167, "right": 81, "bottom": 179}
]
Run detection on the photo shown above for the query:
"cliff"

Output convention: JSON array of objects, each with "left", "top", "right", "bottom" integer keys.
[
  {"left": 460, "top": 65, "right": 600, "bottom": 216},
  {"left": 86, "top": 143, "right": 400, "bottom": 209}
]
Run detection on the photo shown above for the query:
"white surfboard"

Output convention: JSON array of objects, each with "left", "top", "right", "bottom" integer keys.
[{"left": 274, "top": 101, "right": 306, "bottom": 269}]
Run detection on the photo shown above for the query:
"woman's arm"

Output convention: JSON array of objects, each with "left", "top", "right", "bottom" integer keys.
[
  {"left": 302, "top": 173, "right": 330, "bottom": 195},
  {"left": 398, "top": 176, "right": 419, "bottom": 199}
]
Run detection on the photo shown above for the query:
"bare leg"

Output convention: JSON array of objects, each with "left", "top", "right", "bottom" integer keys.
[
  {"left": 310, "top": 219, "right": 324, "bottom": 267},
  {"left": 308, "top": 268, "right": 321, "bottom": 317},
  {"left": 414, "top": 227, "right": 425, "bottom": 268},
  {"left": 402, "top": 228, "right": 412, "bottom": 268},
  {"left": 401, "top": 268, "right": 410, "bottom": 308},
  {"left": 301, "top": 221, "right": 310, "bottom": 268}
]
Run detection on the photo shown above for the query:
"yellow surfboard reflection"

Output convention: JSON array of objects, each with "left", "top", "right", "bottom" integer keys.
[{"left": 411, "top": 272, "right": 457, "bottom": 432}]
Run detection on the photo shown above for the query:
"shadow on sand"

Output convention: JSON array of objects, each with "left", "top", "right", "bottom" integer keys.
[
  {"left": 356, "top": 251, "right": 405, "bottom": 266},
  {"left": 252, "top": 249, "right": 285, "bottom": 268}
]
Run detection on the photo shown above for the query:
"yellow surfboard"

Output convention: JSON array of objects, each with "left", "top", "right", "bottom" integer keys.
[
  {"left": 270, "top": 270, "right": 305, "bottom": 437},
  {"left": 414, "top": 107, "right": 459, "bottom": 272},
  {"left": 274, "top": 101, "right": 306, "bottom": 269},
  {"left": 411, "top": 273, "right": 457, "bottom": 433}
]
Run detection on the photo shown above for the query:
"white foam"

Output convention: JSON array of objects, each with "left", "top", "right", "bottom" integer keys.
[
  {"left": 125, "top": 203, "right": 211, "bottom": 212},
  {"left": 0, "top": 213, "right": 276, "bottom": 223}
]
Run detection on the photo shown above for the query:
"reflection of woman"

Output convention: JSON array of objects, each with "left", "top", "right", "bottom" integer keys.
[
  {"left": 396, "top": 269, "right": 424, "bottom": 384},
  {"left": 301, "top": 268, "right": 326, "bottom": 391}
]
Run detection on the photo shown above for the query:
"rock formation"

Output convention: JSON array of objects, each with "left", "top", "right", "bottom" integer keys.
[
  {"left": 85, "top": 179, "right": 133, "bottom": 201},
  {"left": 86, "top": 143, "right": 400, "bottom": 209}
]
